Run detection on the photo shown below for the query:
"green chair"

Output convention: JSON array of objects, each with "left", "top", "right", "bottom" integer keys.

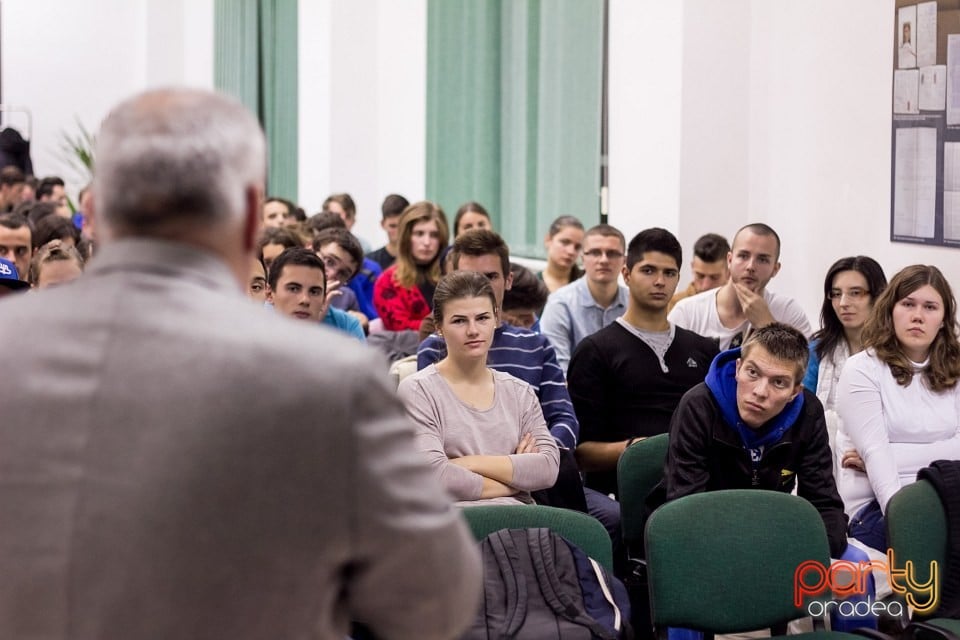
[
  {"left": 645, "top": 489, "right": 869, "bottom": 639},
  {"left": 618, "top": 433, "right": 669, "bottom": 554},
  {"left": 886, "top": 479, "right": 958, "bottom": 640},
  {"left": 460, "top": 503, "right": 613, "bottom": 572}
]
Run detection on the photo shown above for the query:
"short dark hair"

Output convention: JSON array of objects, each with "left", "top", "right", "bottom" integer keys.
[
  {"left": 0, "top": 166, "right": 25, "bottom": 187},
  {"left": 693, "top": 233, "right": 730, "bottom": 263},
  {"left": 32, "top": 214, "right": 80, "bottom": 250},
  {"left": 734, "top": 223, "right": 781, "bottom": 260},
  {"left": 36, "top": 176, "right": 65, "bottom": 200},
  {"left": 433, "top": 271, "right": 497, "bottom": 326},
  {"left": 381, "top": 194, "right": 409, "bottom": 220},
  {"left": 256, "top": 226, "right": 303, "bottom": 261},
  {"left": 304, "top": 211, "right": 347, "bottom": 237},
  {"left": 451, "top": 229, "right": 510, "bottom": 278},
  {"left": 503, "top": 263, "right": 549, "bottom": 312},
  {"left": 323, "top": 193, "right": 356, "bottom": 221},
  {"left": 584, "top": 223, "right": 626, "bottom": 250},
  {"left": 267, "top": 247, "right": 326, "bottom": 293},
  {"left": 626, "top": 227, "right": 682, "bottom": 270},
  {"left": 0, "top": 212, "right": 30, "bottom": 233},
  {"left": 13, "top": 200, "right": 58, "bottom": 225},
  {"left": 312, "top": 228, "right": 364, "bottom": 278},
  {"left": 741, "top": 323, "right": 809, "bottom": 384}
]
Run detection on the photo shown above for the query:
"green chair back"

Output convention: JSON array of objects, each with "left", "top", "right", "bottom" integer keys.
[
  {"left": 644, "top": 489, "right": 831, "bottom": 633},
  {"left": 886, "top": 479, "right": 946, "bottom": 618},
  {"left": 617, "top": 433, "right": 669, "bottom": 548},
  {"left": 460, "top": 503, "right": 613, "bottom": 572}
]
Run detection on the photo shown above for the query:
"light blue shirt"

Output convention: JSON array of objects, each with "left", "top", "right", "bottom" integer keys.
[{"left": 539, "top": 277, "right": 629, "bottom": 374}]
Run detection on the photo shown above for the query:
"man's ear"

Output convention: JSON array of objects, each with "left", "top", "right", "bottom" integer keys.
[
  {"left": 621, "top": 264, "right": 630, "bottom": 282},
  {"left": 265, "top": 285, "right": 274, "bottom": 304},
  {"left": 504, "top": 270, "right": 514, "bottom": 292},
  {"left": 242, "top": 183, "right": 263, "bottom": 252},
  {"left": 771, "top": 261, "right": 782, "bottom": 279},
  {"left": 790, "top": 382, "right": 803, "bottom": 401}
]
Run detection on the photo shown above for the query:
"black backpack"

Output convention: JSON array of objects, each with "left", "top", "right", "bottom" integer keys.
[{"left": 462, "top": 527, "right": 631, "bottom": 639}]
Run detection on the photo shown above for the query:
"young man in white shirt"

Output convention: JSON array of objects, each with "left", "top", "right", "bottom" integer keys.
[{"left": 668, "top": 222, "right": 811, "bottom": 350}]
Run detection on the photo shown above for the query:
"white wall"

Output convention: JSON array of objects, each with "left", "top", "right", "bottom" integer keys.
[
  {"left": 298, "top": 0, "right": 426, "bottom": 250},
  {"left": 7, "top": 0, "right": 957, "bottom": 327},
  {"left": 1, "top": 0, "right": 213, "bottom": 196}
]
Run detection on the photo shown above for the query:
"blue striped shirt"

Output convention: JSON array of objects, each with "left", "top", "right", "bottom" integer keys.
[{"left": 417, "top": 324, "right": 580, "bottom": 450}]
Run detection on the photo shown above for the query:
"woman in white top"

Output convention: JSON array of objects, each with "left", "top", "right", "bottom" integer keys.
[
  {"left": 398, "top": 271, "right": 560, "bottom": 506},
  {"left": 837, "top": 264, "right": 960, "bottom": 551},
  {"left": 803, "top": 256, "right": 886, "bottom": 455}
]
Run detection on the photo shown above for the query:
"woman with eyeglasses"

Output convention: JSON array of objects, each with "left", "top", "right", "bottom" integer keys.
[
  {"left": 373, "top": 201, "right": 449, "bottom": 332},
  {"left": 837, "top": 264, "right": 960, "bottom": 551},
  {"left": 804, "top": 256, "right": 887, "bottom": 413}
]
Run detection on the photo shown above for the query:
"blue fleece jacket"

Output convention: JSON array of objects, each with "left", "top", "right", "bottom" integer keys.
[{"left": 704, "top": 347, "right": 804, "bottom": 452}]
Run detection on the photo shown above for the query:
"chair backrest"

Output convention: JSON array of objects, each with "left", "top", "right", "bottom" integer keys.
[
  {"left": 460, "top": 504, "right": 613, "bottom": 572},
  {"left": 617, "top": 433, "right": 669, "bottom": 548},
  {"left": 886, "top": 479, "right": 945, "bottom": 617},
  {"left": 644, "top": 489, "right": 832, "bottom": 633}
]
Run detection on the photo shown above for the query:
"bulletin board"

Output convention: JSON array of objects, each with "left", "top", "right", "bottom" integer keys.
[{"left": 891, "top": 0, "right": 960, "bottom": 246}]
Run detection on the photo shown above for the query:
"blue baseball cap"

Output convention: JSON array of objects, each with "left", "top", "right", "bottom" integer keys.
[{"left": 0, "top": 257, "right": 29, "bottom": 290}]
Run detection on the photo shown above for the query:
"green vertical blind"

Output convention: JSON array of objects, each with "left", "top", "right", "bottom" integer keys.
[
  {"left": 215, "top": 0, "right": 298, "bottom": 202},
  {"left": 426, "top": 0, "right": 603, "bottom": 257}
]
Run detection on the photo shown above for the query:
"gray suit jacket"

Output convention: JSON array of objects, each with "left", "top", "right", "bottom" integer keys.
[{"left": 0, "top": 239, "right": 480, "bottom": 639}]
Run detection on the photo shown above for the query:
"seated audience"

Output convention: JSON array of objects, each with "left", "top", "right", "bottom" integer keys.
[
  {"left": 667, "top": 232, "right": 729, "bottom": 312},
  {"left": 569, "top": 228, "right": 718, "bottom": 498},
  {"left": 313, "top": 227, "right": 371, "bottom": 332},
  {"left": 256, "top": 226, "right": 303, "bottom": 272},
  {"left": 453, "top": 201, "right": 492, "bottom": 238},
  {"left": 669, "top": 223, "right": 811, "bottom": 349},
  {"left": 0, "top": 212, "right": 31, "bottom": 279},
  {"left": 0, "top": 256, "right": 29, "bottom": 296},
  {"left": 539, "top": 215, "right": 584, "bottom": 294},
  {"left": 246, "top": 257, "right": 267, "bottom": 304},
  {"left": 837, "top": 264, "right": 960, "bottom": 551},
  {"left": 653, "top": 323, "right": 847, "bottom": 557},
  {"left": 501, "top": 263, "right": 549, "bottom": 331},
  {"left": 323, "top": 193, "right": 371, "bottom": 252},
  {"left": 28, "top": 241, "right": 85, "bottom": 289},
  {"left": 803, "top": 256, "right": 887, "bottom": 454},
  {"left": 261, "top": 196, "right": 298, "bottom": 228},
  {"left": 32, "top": 214, "right": 81, "bottom": 250},
  {"left": 366, "top": 193, "right": 409, "bottom": 270},
  {"left": 400, "top": 271, "right": 559, "bottom": 505},
  {"left": 540, "top": 223, "right": 629, "bottom": 373},
  {"left": 374, "top": 201, "right": 448, "bottom": 331},
  {"left": 267, "top": 247, "right": 365, "bottom": 341}
]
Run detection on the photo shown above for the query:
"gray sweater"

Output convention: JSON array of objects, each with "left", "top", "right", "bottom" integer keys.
[{"left": 399, "top": 365, "right": 560, "bottom": 505}]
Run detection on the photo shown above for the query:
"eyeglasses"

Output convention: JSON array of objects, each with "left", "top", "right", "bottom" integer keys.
[
  {"left": 827, "top": 288, "right": 870, "bottom": 301},
  {"left": 319, "top": 253, "right": 355, "bottom": 283},
  {"left": 582, "top": 249, "right": 624, "bottom": 260}
]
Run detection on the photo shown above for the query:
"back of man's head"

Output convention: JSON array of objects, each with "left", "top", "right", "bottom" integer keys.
[
  {"left": 693, "top": 233, "right": 730, "bottom": 263},
  {"left": 741, "top": 322, "right": 808, "bottom": 384},
  {"left": 0, "top": 166, "right": 25, "bottom": 189},
  {"left": 626, "top": 227, "right": 682, "bottom": 270},
  {"left": 93, "top": 88, "right": 265, "bottom": 238},
  {"left": 381, "top": 194, "right": 409, "bottom": 220},
  {"left": 267, "top": 247, "right": 326, "bottom": 292},
  {"left": 451, "top": 229, "right": 510, "bottom": 278}
]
